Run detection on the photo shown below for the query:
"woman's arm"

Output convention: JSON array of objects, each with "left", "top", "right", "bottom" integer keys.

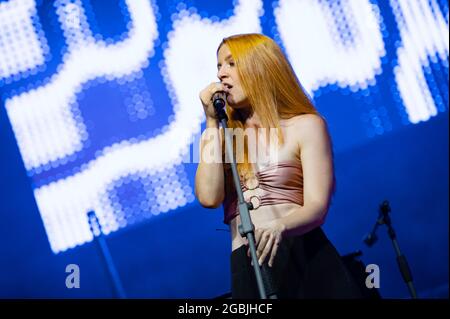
[
  {"left": 255, "top": 114, "right": 335, "bottom": 266},
  {"left": 195, "top": 82, "right": 229, "bottom": 208},
  {"left": 194, "top": 118, "right": 225, "bottom": 208},
  {"left": 278, "top": 113, "right": 334, "bottom": 236}
]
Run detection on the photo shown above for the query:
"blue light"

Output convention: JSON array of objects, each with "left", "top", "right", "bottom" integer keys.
[{"left": 0, "top": 0, "right": 448, "bottom": 253}]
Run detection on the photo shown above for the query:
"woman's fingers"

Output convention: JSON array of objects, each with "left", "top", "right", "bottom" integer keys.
[
  {"left": 256, "top": 231, "right": 270, "bottom": 258},
  {"left": 247, "top": 230, "right": 266, "bottom": 260},
  {"left": 258, "top": 235, "right": 274, "bottom": 265},
  {"left": 246, "top": 227, "right": 282, "bottom": 267},
  {"left": 255, "top": 229, "right": 262, "bottom": 247},
  {"left": 199, "top": 82, "right": 226, "bottom": 119},
  {"left": 268, "top": 238, "right": 280, "bottom": 267}
]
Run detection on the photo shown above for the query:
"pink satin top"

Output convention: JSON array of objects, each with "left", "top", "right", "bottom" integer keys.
[{"left": 223, "top": 159, "right": 304, "bottom": 224}]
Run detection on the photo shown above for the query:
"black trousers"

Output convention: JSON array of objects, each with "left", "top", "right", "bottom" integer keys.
[{"left": 230, "top": 227, "right": 364, "bottom": 299}]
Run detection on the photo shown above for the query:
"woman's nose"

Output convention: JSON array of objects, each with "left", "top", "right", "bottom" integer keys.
[{"left": 217, "top": 67, "right": 228, "bottom": 80}]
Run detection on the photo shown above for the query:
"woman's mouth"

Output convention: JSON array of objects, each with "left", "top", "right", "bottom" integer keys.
[{"left": 223, "top": 84, "right": 233, "bottom": 92}]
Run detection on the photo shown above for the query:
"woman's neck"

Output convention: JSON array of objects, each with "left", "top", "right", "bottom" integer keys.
[{"left": 238, "top": 107, "right": 262, "bottom": 128}]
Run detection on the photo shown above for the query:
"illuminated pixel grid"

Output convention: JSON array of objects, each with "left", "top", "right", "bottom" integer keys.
[
  {"left": 0, "top": 0, "right": 448, "bottom": 253},
  {"left": 0, "top": 0, "right": 49, "bottom": 80}
]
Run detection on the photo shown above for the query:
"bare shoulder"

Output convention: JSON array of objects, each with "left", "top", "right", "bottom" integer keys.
[
  {"left": 284, "top": 113, "right": 329, "bottom": 142},
  {"left": 288, "top": 113, "right": 326, "bottom": 126}
]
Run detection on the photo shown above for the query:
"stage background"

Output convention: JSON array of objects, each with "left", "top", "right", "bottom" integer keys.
[{"left": 0, "top": 0, "right": 448, "bottom": 298}]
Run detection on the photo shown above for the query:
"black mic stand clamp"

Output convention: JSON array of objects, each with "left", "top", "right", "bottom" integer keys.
[
  {"left": 212, "top": 96, "right": 276, "bottom": 299},
  {"left": 364, "top": 200, "right": 418, "bottom": 299}
]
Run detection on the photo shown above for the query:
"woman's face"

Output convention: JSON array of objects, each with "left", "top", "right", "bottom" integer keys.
[{"left": 217, "top": 44, "right": 249, "bottom": 109}]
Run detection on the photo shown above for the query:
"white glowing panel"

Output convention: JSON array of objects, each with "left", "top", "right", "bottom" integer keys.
[
  {"left": 4, "top": 0, "right": 171, "bottom": 253},
  {"left": 0, "top": 0, "right": 47, "bottom": 79},
  {"left": 4, "top": 0, "right": 263, "bottom": 253},
  {"left": 275, "top": 0, "right": 386, "bottom": 95},
  {"left": 6, "top": 0, "right": 157, "bottom": 170},
  {"left": 390, "top": 0, "right": 449, "bottom": 123}
]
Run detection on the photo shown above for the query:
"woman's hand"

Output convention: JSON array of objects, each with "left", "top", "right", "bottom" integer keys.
[
  {"left": 247, "top": 220, "right": 287, "bottom": 267},
  {"left": 199, "top": 82, "right": 226, "bottom": 121}
]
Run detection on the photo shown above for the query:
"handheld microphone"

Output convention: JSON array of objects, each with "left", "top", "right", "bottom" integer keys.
[
  {"left": 212, "top": 91, "right": 227, "bottom": 121},
  {"left": 212, "top": 91, "right": 226, "bottom": 109}
]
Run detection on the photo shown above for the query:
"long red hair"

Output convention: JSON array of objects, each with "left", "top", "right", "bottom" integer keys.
[{"left": 219, "top": 33, "right": 318, "bottom": 176}]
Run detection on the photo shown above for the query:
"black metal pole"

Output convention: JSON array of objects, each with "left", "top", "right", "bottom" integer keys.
[
  {"left": 88, "top": 211, "right": 127, "bottom": 299},
  {"left": 379, "top": 201, "right": 417, "bottom": 299},
  {"left": 214, "top": 104, "right": 275, "bottom": 299},
  {"left": 364, "top": 201, "right": 418, "bottom": 299}
]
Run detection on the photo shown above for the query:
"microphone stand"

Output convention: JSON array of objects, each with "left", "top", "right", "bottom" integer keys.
[
  {"left": 87, "top": 211, "right": 127, "bottom": 299},
  {"left": 364, "top": 200, "right": 418, "bottom": 299},
  {"left": 213, "top": 96, "right": 275, "bottom": 299}
]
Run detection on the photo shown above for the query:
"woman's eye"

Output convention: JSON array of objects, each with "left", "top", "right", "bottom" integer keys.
[{"left": 229, "top": 62, "right": 235, "bottom": 67}]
